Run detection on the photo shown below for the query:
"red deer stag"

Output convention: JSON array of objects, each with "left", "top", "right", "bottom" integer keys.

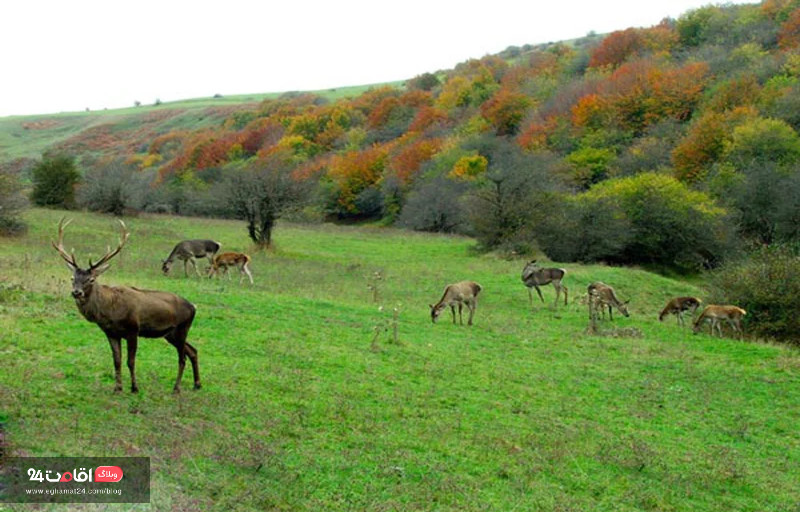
[
  {"left": 162, "top": 239, "right": 221, "bottom": 277},
  {"left": 521, "top": 260, "right": 568, "bottom": 307},
  {"left": 692, "top": 305, "right": 746, "bottom": 339},
  {"left": 659, "top": 297, "right": 702, "bottom": 326},
  {"left": 207, "top": 252, "right": 254, "bottom": 285},
  {"left": 53, "top": 218, "right": 201, "bottom": 393},
  {"left": 588, "top": 281, "right": 630, "bottom": 320},
  {"left": 430, "top": 281, "right": 482, "bottom": 326}
]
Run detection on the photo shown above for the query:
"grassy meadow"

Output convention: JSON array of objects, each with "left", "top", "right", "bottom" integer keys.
[{"left": 1, "top": 208, "right": 799, "bottom": 511}]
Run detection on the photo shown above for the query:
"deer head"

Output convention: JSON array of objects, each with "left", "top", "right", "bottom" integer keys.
[
  {"left": 429, "top": 303, "right": 445, "bottom": 323},
  {"left": 618, "top": 299, "right": 631, "bottom": 317},
  {"left": 52, "top": 217, "right": 129, "bottom": 302}
]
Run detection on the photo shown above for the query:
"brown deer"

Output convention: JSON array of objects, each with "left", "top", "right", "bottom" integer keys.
[
  {"left": 207, "top": 252, "right": 254, "bottom": 285},
  {"left": 430, "top": 281, "right": 482, "bottom": 326},
  {"left": 53, "top": 218, "right": 201, "bottom": 393},
  {"left": 588, "top": 281, "right": 630, "bottom": 320},
  {"left": 659, "top": 297, "right": 702, "bottom": 326},
  {"left": 521, "top": 260, "right": 568, "bottom": 306},
  {"left": 692, "top": 305, "right": 746, "bottom": 339},
  {"left": 162, "top": 239, "right": 221, "bottom": 277}
]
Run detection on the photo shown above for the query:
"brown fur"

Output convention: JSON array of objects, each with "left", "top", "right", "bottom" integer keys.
[
  {"left": 588, "top": 281, "right": 630, "bottom": 320},
  {"left": 208, "top": 252, "right": 254, "bottom": 285},
  {"left": 659, "top": 296, "right": 702, "bottom": 326},
  {"left": 53, "top": 218, "right": 200, "bottom": 393},
  {"left": 692, "top": 305, "right": 747, "bottom": 339},
  {"left": 430, "top": 281, "right": 482, "bottom": 326},
  {"left": 521, "top": 260, "right": 568, "bottom": 306},
  {"left": 162, "top": 239, "right": 221, "bottom": 277}
]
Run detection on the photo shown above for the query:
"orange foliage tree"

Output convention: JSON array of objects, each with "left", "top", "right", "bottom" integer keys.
[
  {"left": 326, "top": 145, "right": 389, "bottom": 213},
  {"left": 589, "top": 28, "right": 645, "bottom": 69},
  {"left": 517, "top": 116, "right": 559, "bottom": 152},
  {"left": 671, "top": 108, "right": 757, "bottom": 182},
  {"left": 480, "top": 88, "right": 533, "bottom": 135},
  {"left": 590, "top": 59, "right": 709, "bottom": 134},
  {"left": 408, "top": 106, "right": 449, "bottom": 133},
  {"left": 389, "top": 137, "right": 443, "bottom": 183},
  {"left": 778, "top": 8, "right": 800, "bottom": 48}
]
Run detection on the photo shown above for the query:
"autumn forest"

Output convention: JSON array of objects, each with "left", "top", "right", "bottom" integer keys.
[{"left": 4, "top": 1, "right": 800, "bottom": 338}]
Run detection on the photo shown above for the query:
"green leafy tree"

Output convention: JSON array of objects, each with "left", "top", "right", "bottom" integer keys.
[
  {"left": 31, "top": 154, "right": 80, "bottom": 208},
  {"left": 540, "top": 173, "right": 732, "bottom": 269},
  {"left": 725, "top": 117, "right": 800, "bottom": 167}
]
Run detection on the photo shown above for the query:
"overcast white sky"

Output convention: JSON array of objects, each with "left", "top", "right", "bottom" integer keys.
[{"left": 1, "top": 0, "right": 754, "bottom": 118}]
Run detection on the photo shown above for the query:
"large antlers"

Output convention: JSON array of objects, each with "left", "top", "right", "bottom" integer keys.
[
  {"left": 52, "top": 217, "right": 130, "bottom": 271},
  {"left": 52, "top": 217, "right": 78, "bottom": 269},
  {"left": 88, "top": 219, "right": 130, "bottom": 271}
]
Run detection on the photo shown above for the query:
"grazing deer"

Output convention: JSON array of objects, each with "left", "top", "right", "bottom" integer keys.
[
  {"left": 430, "top": 281, "right": 482, "bottom": 326},
  {"left": 659, "top": 297, "right": 702, "bottom": 326},
  {"left": 692, "top": 305, "right": 746, "bottom": 339},
  {"left": 207, "top": 252, "right": 254, "bottom": 285},
  {"left": 162, "top": 239, "right": 221, "bottom": 277},
  {"left": 588, "top": 281, "right": 630, "bottom": 320},
  {"left": 53, "top": 218, "right": 201, "bottom": 393},
  {"left": 521, "top": 260, "right": 568, "bottom": 306}
]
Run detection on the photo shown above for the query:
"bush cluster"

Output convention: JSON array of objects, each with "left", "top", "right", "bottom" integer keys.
[{"left": 709, "top": 245, "right": 800, "bottom": 343}]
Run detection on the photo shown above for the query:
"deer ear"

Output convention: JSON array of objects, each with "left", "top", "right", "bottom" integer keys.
[{"left": 92, "top": 264, "right": 111, "bottom": 276}]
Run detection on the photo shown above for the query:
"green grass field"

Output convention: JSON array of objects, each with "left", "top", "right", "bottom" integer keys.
[{"left": 1, "top": 209, "right": 799, "bottom": 511}]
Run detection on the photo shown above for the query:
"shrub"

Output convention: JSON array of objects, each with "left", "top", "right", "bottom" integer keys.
[
  {"left": 461, "top": 139, "right": 563, "bottom": 250},
  {"left": 539, "top": 173, "right": 733, "bottom": 269},
  {"left": 709, "top": 245, "right": 800, "bottom": 342},
  {"left": 79, "top": 162, "right": 141, "bottom": 215},
  {"left": 537, "top": 195, "right": 632, "bottom": 263},
  {"left": 0, "top": 162, "right": 28, "bottom": 235},
  {"left": 31, "top": 154, "right": 80, "bottom": 208},
  {"left": 716, "top": 160, "right": 800, "bottom": 244},
  {"left": 397, "top": 176, "right": 470, "bottom": 234}
]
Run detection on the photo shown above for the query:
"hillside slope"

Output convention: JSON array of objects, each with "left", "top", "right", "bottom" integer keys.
[{"left": 1, "top": 209, "right": 798, "bottom": 510}]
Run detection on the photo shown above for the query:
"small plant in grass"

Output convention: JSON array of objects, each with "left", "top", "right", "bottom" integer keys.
[
  {"left": 370, "top": 304, "right": 402, "bottom": 351},
  {"left": 367, "top": 270, "right": 383, "bottom": 303}
]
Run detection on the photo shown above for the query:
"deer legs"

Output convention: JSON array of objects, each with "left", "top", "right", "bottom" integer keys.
[
  {"left": 165, "top": 329, "right": 201, "bottom": 393},
  {"left": 449, "top": 302, "right": 476, "bottom": 325},
  {"left": 107, "top": 337, "right": 123, "bottom": 393},
  {"left": 183, "top": 258, "right": 202, "bottom": 278},
  {"left": 555, "top": 284, "right": 568, "bottom": 306},
  {"left": 533, "top": 285, "right": 545, "bottom": 304},
  {"left": 106, "top": 336, "right": 139, "bottom": 393},
  {"left": 126, "top": 337, "right": 139, "bottom": 393},
  {"left": 528, "top": 283, "right": 568, "bottom": 307}
]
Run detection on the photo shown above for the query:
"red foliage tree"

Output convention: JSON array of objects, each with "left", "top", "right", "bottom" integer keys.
[
  {"left": 778, "top": 8, "right": 800, "bottom": 48},
  {"left": 480, "top": 88, "right": 532, "bottom": 135},
  {"left": 589, "top": 28, "right": 645, "bottom": 69},
  {"left": 389, "top": 137, "right": 443, "bottom": 183},
  {"left": 517, "top": 116, "right": 559, "bottom": 151},
  {"left": 408, "top": 106, "right": 448, "bottom": 133}
]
